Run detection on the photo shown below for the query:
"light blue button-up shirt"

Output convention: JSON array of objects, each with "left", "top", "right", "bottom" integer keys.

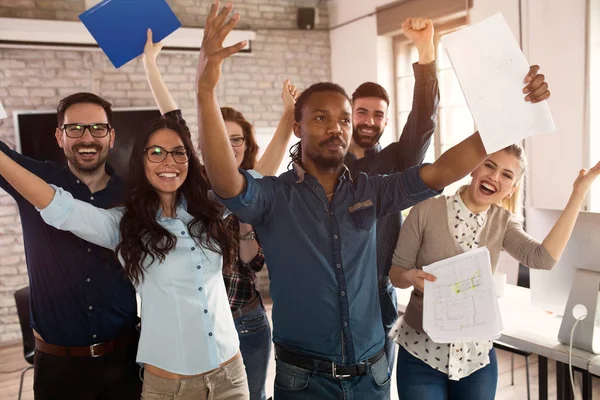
[{"left": 40, "top": 186, "right": 239, "bottom": 375}]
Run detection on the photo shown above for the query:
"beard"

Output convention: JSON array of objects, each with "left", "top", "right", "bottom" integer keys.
[
  {"left": 64, "top": 142, "right": 109, "bottom": 173},
  {"left": 352, "top": 123, "right": 383, "bottom": 149},
  {"left": 306, "top": 136, "right": 347, "bottom": 171}
]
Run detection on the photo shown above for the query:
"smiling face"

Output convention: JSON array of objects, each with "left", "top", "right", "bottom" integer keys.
[
  {"left": 352, "top": 96, "right": 388, "bottom": 149},
  {"left": 143, "top": 128, "right": 189, "bottom": 203},
  {"left": 225, "top": 121, "right": 247, "bottom": 168},
  {"left": 294, "top": 90, "right": 352, "bottom": 170},
  {"left": 465, "top": 149, "right": 523, "bottom": 208},
  {"left": 55, "top": 102, "right": 115, "bottom": 173}
]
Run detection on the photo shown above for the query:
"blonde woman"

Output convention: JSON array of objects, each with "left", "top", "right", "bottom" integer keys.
[{"left": 390, "top": 144, "right": 600, "bottom": 400}]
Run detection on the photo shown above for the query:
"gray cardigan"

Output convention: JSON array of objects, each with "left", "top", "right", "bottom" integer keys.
[{"left": 393, "top": 196, "right": 556, "bottom": 332}]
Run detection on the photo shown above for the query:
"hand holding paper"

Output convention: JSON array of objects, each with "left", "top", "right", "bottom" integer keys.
[{"left": 440, "top": 13, "right": 555, "bottom": 153}]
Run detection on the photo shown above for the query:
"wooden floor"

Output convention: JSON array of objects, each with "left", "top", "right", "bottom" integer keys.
[{"left": 2, "top": 305, "right": 600, "bottom": 399}]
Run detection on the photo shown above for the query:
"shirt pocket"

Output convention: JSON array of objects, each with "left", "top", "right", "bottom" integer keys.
[{"left": 348, "top": 200, "right": 375, "bottom": 230}]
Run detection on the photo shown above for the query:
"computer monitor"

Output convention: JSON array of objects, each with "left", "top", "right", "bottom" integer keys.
[{"left": 13, "top": 107, "right": 162, "bottom": 179}]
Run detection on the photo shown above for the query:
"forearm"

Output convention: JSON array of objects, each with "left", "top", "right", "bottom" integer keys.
[
  {"left": 238, "top": 239, "right": 259, "bottom": 263},
  {"left": 390, "top": 266, "right": 413, "bottom": 289},
  {"left": 196, "top": 90, "right": 245, "bottom": 198},
  {"left": 254, "top": 109, "right": 294, "bottom": 176},
  {"left": 420, "top": 132, "right": 486, "bottom": 191},
  {"left": 417, "top": 42, "right": 435, "bottom": 65},
  {"left": 0, "top": 150, "right": 54, "bottom": 209},
  {"left": 541, "top": 191, "right": 586, "bottom": 261},
  {"left": 143, "top": 59, "right": 178, "bottom": 114}
]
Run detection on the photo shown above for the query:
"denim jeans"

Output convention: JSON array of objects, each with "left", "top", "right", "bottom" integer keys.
[
  {"left": 273, "top": 352, "right": 391, "bottom": 400},
  {"left": 380, "top": 280, "right": 398, "bottom": 374},
  {"left": 396, "top": 345, "right": 498, "bottom": 400},
  {"left": 234, "top": 304, "right": 271, "bottom": 400}
]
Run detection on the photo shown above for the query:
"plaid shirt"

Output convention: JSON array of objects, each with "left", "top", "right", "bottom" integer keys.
[{"left": 223, "top": 214, "right": 265, "bottom": 311}]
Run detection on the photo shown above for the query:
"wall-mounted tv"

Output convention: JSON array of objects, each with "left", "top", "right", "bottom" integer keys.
[{"left": 14, "top": 108, "right": 161, "bottom": 179}]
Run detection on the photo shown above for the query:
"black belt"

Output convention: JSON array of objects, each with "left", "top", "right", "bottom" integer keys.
[{"left": 275, "top": 345, "right": 385, "bottom": 378}]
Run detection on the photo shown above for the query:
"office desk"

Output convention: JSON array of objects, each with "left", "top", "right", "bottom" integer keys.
[{"left": 396, "top": 284, "right": 598, "bottom": 399}]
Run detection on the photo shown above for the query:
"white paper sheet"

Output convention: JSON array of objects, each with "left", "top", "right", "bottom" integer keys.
[
  {"left": 440, "top": 13, "right": 555, "bottom": 153},
  {"left": 0, "top": 103, "right": 6, "bottom": 120},
  {"left": 422, "top": 247, "right": 503, "bottom": 343}
]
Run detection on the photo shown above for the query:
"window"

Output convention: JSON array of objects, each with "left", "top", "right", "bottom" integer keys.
[{"left": 394, "top": 35, "right": 474, "bottom": 196}]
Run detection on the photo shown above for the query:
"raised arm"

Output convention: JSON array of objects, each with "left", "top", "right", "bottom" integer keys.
[
  {"left": 142, "top": 29, "right": 178, "bottom": 115},
  {"left": 196, "top": 1, "right": 247, "bottom": 198},
  {"left": 254, "top": 79, "right": 299, "bottom": 176},
  {"left": 0, "top": 148, "right": 55, "bottom": 209},
  {"left": 504, "top": 162, "right": 600, "bottom": 268},
  {"left": 419, "top": 65, "right": 552, "bottom": 191}
]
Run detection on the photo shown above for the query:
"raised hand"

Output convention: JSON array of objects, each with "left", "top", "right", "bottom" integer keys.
[
  {"left": 523, "top": 65, "right": 551, "bottom": 103},
  {"left": 142, "top": 29, "right": 164, "bottom": 64},
  {"left": 572, "top": 161, "right": 600, "bottom": 198},
  {"left": 196, "top": 1, "right": 247, "bottom": 93},
  {"left": 282, "top": 79, "right": 300, "bottom": 112},
  {"left": 402, "top": 18, "right": 434, "bottom": 64}
]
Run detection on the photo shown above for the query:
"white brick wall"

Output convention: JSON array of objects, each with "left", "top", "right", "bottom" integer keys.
[{"left": 0, "top": 0, "right": 331, "bottom": 344}]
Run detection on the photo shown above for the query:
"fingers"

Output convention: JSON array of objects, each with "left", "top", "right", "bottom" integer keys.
[
  {"left": 218, "top": 12, "right": 240, "bottom": 42},
  {"left": 219, "top": 40, "right": 247, "bottom": 58},
  {"left": 526, "top": 81, "right": 549, "bottom": 102},
  {"left": 524, "top": 64, "right": 540, "bottom": 83},
  {"left": 283, "top": 78, "right": 290, "bottom": 92},
  {"left": 410, "top": 18, "right": 427, "bottom": 30},
  {"left": 417, "top": 270, "right": 436, "bottom": 282},
  {"left": 401, "top": 18, "right": 411, "bottom": 31},
  {"left": 213, "top": 2, "right": 233, "bottom": 31},
  {"left": 147, "top": 28, "right": 153, "bottom": 43},
  {"left": 205, "top": 0, "right": 220, "bottom": 25}
]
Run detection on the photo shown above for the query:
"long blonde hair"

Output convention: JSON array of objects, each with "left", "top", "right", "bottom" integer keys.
[{"left": 498, "top": 144, "right": 527, "bottom": 217}]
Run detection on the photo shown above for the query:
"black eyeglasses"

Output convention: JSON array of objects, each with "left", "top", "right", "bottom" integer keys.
[
  {"left": 230, "top": 137, "right": 246, "bottom": 147},
  {"left": 61, "top": 123, "right": 111, "bottom": 138},
  {"left": 144, "top": 146, "right": 190, "bottom": 164}
]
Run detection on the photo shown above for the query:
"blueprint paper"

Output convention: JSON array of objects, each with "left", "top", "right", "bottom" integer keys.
[
  {"left": 0, "top": 103, "right": 6, "bottom": 120},
  {"left": 422, "top": 247, "right": 503, "bottom": 343},
  {"left": 440, "top": 13, "right": 555, "bottom": 153}
]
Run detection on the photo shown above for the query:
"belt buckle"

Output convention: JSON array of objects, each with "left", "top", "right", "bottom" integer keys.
[
  {"left": 89, "top": 342, "right": 103, "bottom": 358},
  {"left": 331, "top": 362, "right": 351, "bottom": 379}
]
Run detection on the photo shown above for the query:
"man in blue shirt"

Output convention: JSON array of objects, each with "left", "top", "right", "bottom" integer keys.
[
  {"left": 194, "top": 4, "right": 501, "bottom": 399},
  {"left": 0, "top": 93, "right": 140, "bottom": 399}
]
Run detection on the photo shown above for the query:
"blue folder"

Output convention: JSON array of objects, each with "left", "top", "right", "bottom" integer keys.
[{"left": 79, "top": 0, "right": 182, "bottom": 68}]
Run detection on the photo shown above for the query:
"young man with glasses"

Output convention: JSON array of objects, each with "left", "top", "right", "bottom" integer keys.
[{"left": 0, "top": 93, "right": 141, "bottom": 399}]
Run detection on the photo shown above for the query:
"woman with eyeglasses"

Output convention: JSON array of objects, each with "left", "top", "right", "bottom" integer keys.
[
  {"left": 0, "top": 114, "right": 254, "bottom": 398},
  {"left": 141, "top": 29, "right": 298, "bottom": 400}
]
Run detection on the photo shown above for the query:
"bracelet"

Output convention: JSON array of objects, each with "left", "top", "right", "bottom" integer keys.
[{"left": 240, "top": 231, "right": 256, "bottom": 241}]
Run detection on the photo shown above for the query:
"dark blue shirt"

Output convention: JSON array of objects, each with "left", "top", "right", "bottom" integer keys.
[
  {"left": 220, "top": 164, "right": 440, "bottom": 364},
  {"left": 0, "top": 141, "right": 137, "bottom": 346}
]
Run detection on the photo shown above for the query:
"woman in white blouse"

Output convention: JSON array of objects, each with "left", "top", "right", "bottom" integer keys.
[
  {"left": 0, "top": 117, "right": 249, "bottom": 399},
  {"left": 389, "top": 144, "right": 600, "bottom": 400}
]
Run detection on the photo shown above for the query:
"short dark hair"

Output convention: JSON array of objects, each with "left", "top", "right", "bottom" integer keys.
[
  {"left": 56, "top": 92, "right": 113, "bottom": 128},
  {"left": 293, "top": 82, "right": 351, "bottom": 123},
  {"left": 351, "top": 82, "right": 390, "bottom": 107}
]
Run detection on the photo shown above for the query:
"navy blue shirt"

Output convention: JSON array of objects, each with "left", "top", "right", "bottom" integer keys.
[
  {"left": 0, "top": 141, "right": 137, "bottom": 346},
  {"left": 220, "top": 164, "right": 440, "bottom": 364}
]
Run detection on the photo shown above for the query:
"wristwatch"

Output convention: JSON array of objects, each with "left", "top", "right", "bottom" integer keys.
[{"left": 240, "top": 231, "right": 256, "bottom": 241}]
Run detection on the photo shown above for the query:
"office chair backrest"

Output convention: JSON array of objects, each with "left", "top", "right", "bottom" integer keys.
[{"left": 14, "top": 287, "right": 34, "bottom": 360}]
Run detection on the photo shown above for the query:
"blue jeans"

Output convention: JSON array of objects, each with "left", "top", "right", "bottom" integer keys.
[
  {"left": 273, "top": 353, "right": 391, "bottom": 400},
  {"left": 380, "top": 280, "right": 398, "bottom": 374},
  {"left": 234, "top": 303, "right": 272, "bottom": 400},
  {"left": 396, "top": 345, "right": 497, "bottom": 400}
]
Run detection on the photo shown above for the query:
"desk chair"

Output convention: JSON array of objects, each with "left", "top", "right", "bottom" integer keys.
[
  {"left": 494, "top": 341, "right": 531, "bottom": 400},
  {"left": 14, "top": 286, "right": 34, "bottom": 400}
]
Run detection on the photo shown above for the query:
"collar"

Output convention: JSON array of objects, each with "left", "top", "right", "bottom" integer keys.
[
  {"left": 157, "top": 197, "right": 190, "bottom": 222},
  {"left": 292, "top": 162, "right": 353, "bottom": 184},
  {"left": 63, "top": 163, "right": 121, "bottom": 188},
  {"left": 452, "top": 193, "right": 487, "bottom": 227}
]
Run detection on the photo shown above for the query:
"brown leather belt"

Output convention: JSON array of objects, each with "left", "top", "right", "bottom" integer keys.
[
  {"left": 35, "top": 330, "right": 138, "bottom": 358},
  {"left": 231, "top": 295, "right": 261, "bottom": 319}
]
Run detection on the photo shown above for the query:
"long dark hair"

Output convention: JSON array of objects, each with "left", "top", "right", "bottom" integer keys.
[
  {"left": 221, "top": 107, "right": 259, "bottom": 170},
  {"left": 116, "top": 117, "right": 236, "bottom": 285}
]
